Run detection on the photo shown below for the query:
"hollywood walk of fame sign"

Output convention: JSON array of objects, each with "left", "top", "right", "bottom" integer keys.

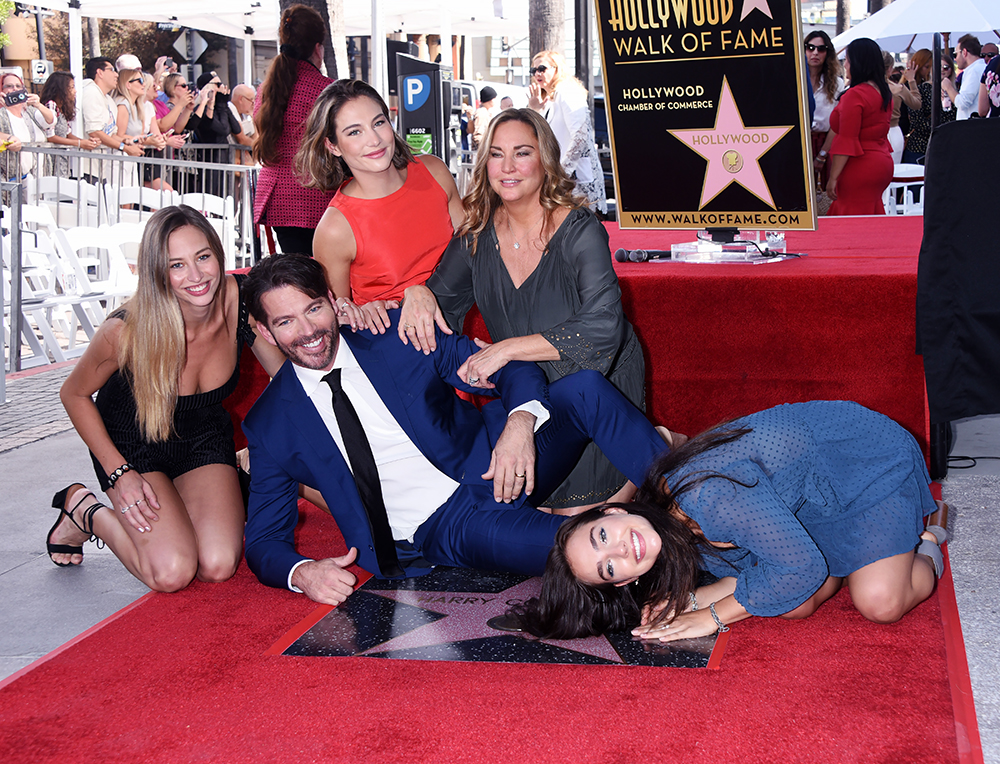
[
  {"left": 596, "top": 0, "right": 816, "bottom": 229},
  {"left": 272, "top": 567, "right": 726, "bottom": 667}
]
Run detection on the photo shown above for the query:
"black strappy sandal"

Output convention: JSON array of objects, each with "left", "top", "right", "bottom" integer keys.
[{"left": 46, "top": 484, "right": 105, "bottom": 566}]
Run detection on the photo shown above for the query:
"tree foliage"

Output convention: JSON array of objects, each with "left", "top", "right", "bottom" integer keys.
[
  {"left": 36, "top": 13, "right": 229, "bottom": 72},
  {"left": 0, "top": 0, "right": 14, "bottom": 49}
]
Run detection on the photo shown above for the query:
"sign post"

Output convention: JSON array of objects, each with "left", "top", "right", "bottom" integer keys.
[{"left": 596, "top": 0, "right": 816, "bottom": 232}]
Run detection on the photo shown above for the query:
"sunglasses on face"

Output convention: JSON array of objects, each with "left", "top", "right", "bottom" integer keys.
[
  {"left": 529, "top": 65, "right": 548, "bottom": 75},
  {"left": 805, "top": 43, "right": 828, "bottom": 53},
  {"left": 129, "top": 78, "right": 143, "bottom": 84},
  {"left": 176, "top": 83, "right": 189, "bottom": 89},
  {"left": 985, "top": 52, "right": 997, "bottom": 61}
]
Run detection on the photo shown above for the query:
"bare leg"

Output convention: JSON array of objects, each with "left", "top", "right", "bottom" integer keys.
[
  {"left": 780, "top": 576, "right": 844, "bottom": 619},
  {"left": 846, "top": 539, "right": 938, "bottom": 624},
  {"left": 50, "top": 466, "right": 244, "bottom": 591},
  {"left": 173, "top": 464, "right": 245, "bottom": 583}
]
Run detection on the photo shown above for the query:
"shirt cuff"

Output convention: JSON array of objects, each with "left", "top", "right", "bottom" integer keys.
[
  {"left": 287, "top": 558, "right": 314, "bottom": 593},
  {"left": 510, "top": 400, "right": 550, "bottom": 431}
]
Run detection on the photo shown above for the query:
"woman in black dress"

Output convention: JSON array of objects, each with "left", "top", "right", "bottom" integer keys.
[
  {"left": 400, "top": 109, "right": 682, "bottom": 513},
  {"left": 45, "top": 206, "right": 283, "bottom": 590}
]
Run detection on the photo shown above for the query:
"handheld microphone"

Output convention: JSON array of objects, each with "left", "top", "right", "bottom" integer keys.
[{"left": 614, "top": 248, "right": 672, "bottom": 262}]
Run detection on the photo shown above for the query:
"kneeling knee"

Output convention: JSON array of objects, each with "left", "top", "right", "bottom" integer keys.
[
  {"left": 854, "top": 594, "right": 907, "bottom": 624},
  {"left": 197, "top": 550, "right": 241, "bottom": 583},
  {"left": 198, "top": 559, "right": 240, "bottom": 584},
  {"left": 149, "top": 560, "right": 198, "bottom": 593},
  {"left": 780, "top": 600, "right": 819, "bottom": 620}
]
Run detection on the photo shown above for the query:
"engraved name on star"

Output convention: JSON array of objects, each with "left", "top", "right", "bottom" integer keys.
[
  {"left": 740, "top": 0, "right": 773, "bottom": 21},
  {"left": 668, "top": 76, "right": 792, "bottom": 209}
]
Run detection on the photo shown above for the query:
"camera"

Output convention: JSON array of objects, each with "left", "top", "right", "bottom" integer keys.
[{"left": 4, "top": 89, "right": 28, "bottom": 107}]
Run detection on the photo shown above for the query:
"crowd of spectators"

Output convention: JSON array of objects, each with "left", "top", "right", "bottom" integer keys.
[{"left": 0, "top": 51, "right": 256, "bottom": 191}]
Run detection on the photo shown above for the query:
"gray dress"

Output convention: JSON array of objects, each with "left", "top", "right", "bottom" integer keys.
[{"left": 427, "top": 207, "right": 646, "bottom": 508}]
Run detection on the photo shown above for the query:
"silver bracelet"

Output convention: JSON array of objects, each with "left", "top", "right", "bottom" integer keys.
[
  {"left": 689, "top": 592, "right": 699, "bottom": 611},
  {"left": 709, "top": 602, "right": 730, "bottom": 633}
]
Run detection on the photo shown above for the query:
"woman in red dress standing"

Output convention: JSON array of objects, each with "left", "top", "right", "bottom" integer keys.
[{"left": 826, "top": 38, "right": 894, "bottom": 216}]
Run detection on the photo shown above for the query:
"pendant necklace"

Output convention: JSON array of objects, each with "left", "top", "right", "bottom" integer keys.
[{"left": 506, "top": 212, "right": 544, "bottom": 250}]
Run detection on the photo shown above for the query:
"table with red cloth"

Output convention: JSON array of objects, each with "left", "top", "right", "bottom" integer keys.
[{"left": 225, "top": 215, "right": 928, "bottom": 457}]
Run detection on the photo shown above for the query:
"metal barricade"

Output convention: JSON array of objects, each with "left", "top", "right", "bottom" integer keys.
[
  {"left": 20, "top": 144, "right": 259, "bottom": 270},
  {"left": 2, "top": 180, "right": 23, "bottom": 392},
  {"left": 4, "top": 146, "right": 260, "bottom": 374}
]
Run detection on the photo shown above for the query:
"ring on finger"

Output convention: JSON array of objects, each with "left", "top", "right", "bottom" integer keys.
[
  {"left": 515, "top": 472, "right": 525, "bottom": 479},
  {"left": 468, "top": 376, "right": 480, "bottom": 385}
]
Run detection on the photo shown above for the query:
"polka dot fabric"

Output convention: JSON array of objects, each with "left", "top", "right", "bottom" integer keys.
[{"left": 672, "top": 401, "right": 936, "bottom": 617}]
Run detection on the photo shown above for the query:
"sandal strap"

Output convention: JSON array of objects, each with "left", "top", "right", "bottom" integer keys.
[
  {"left": 924, "top": 524, "right": 948, "bottom": 546},
  {"left": 917, "top": 538, "right": 944, "bottom": 578},
  {"left": 46, "top": 542, "right": 83, "bottom": 555},
  {"left": 70, "top": 501, "right": 105, "bottom": 541}
]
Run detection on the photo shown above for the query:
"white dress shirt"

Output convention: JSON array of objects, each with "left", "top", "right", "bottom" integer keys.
[{"left": 286, "top": 341, "right": 549, "bottom": 589}]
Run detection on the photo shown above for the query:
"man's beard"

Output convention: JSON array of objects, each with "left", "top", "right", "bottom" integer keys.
[{"left": 276, "top": 327, "right": 337, "bottom": 370}]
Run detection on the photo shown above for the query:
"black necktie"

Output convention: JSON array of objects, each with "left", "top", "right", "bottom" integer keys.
[{"left": 323, "top": 369, "right": 403, "bottom": 577}]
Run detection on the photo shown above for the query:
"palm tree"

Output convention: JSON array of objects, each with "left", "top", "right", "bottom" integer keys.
[{"left": 530, "top": 0, "right": 565, "bottom": 57}]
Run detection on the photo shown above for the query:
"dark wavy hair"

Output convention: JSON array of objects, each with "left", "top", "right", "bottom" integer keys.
[
  {"left": 512, "top": 425, "right": 754, "bottom": 639},
  {"left": 253, "top": 4, "right": 327, "bottom": 167},
  {"left": 804, "top": 30, "right": 841, "bottom": 102},
  {"left": 294, "top": 79, "right": 414, "bottom": 192},
  {"left": 843, "top": 38, "right": 892, "bottom": 111},
  {"left": 39, "top": 71, "right": 76, "bottom": 121},
  {"left": 243, "top": 252, "right": 331, "bottom": 326}
]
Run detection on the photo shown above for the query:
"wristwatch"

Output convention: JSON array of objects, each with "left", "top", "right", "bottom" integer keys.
[{"left": 118, "top": 141, "right": 125, "bottom": 151}]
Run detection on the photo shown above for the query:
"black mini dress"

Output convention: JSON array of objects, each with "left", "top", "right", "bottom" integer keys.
[{"left": 90, "top": 275, "right": 255, "bottom": 492}]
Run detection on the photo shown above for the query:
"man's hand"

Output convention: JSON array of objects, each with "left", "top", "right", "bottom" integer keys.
[
  {"left": 482, "top": 410, "right": 536, "bottom": 502},
  {"left": 290, "top": 548, "right": 359, "bottom": 605}
]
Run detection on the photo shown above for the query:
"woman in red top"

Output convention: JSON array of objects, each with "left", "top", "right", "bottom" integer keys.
[
  {"left": 826, "top": 38, "right": 894, "bottom": 216},
  {"left": 297, "top": 79, "right": 464, "bottom": 333},
  {"left": 253, "top": 4, "right": 336, "bottom": 256}
]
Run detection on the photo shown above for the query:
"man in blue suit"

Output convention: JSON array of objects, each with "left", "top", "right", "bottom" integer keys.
[{"left": 241, "top": 254, "right": 667, "bottom": 605}]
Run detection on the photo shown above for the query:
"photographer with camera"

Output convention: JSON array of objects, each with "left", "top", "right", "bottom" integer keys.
[
  {"left": 187, "top": 71, "right": 242, "bottom": 195},
  {"left": 0, "top": 71, "right": 57, "bottom": 181},
  {"left": 189, "top": 71, "right": 241, "bottom": 145}
]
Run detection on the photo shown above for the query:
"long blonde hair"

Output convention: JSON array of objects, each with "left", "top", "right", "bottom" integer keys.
[
  {"left": 118, "top": 206, "right": 229, "bottom": 441},
  {"left": 114, "top": 67, "right": 145, "bottom": 122},
  {"left": 460, "top": 108, "right": 584, "bottom": 254},
  {"left": 532, "top": 50, "right": 586, "bottom": 101}
]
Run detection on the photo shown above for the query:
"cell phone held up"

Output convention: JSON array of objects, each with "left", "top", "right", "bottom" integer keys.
[{"left": 4, "top": 89, "right": 28, "bottom": 108}]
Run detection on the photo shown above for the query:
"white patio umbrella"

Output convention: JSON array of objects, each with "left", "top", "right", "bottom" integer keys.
[{"left": 832, "top": 0, "right": 1000, "bottom": 53}]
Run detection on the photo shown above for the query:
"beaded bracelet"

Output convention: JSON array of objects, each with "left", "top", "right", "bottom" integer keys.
[
  {"left": 106, "top": 463, "right": 136, "bottom": 489},
  {"left": 689, "top": 592, "right": 699, "bottom": 611},
  {"left": 709, "top": 602, "right": 730, "bottom": 633}
]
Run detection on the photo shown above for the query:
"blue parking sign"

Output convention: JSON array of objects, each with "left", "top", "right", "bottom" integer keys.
[{"left": 402, "top": 75, "right": 431, "bottom": 111}]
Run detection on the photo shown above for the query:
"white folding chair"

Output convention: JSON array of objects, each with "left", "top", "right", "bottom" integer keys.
[
  {"left": 104, "top": 221, "right": 148, "bottom": 268},
  {"left": 52, "top": 227, "right": 137, "bottom": 310},
  {"left": 181, "top": 192, "right": 238, "bottom": 269},
  {"left": 33, "top": 176, "right": 107, "bottom": 228},
  {"left": 105, "top": 185, "right": 183, "bottom": 225}
]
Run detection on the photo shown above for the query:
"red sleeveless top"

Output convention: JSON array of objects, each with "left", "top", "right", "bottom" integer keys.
[{"left": 330, "top": 159, "right": 453, "bottom": 304}]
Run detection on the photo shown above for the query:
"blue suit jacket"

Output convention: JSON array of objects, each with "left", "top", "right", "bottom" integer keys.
[{"left": 242, "top": 311, "right": 550, "bottom": 589}]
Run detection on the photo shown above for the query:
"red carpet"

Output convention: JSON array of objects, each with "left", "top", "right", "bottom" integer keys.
[{"left": 0, "top": 498, "right": 978, "bottom": 764}]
